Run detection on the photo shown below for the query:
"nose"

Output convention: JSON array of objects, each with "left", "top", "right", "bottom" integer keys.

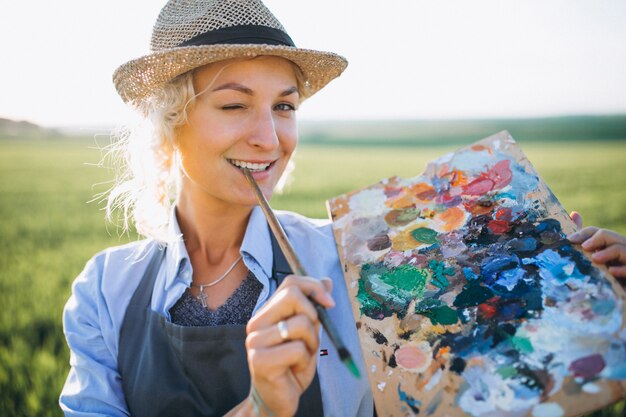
[{"left": 247, "top": 108, "right": 280, "bottom": 150}]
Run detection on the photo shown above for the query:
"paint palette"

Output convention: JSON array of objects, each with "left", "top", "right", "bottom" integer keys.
[{"left": 327, "top": 131, "right": 626, "bottom": 417}]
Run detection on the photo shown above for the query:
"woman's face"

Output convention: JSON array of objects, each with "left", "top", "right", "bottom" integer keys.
[{"left": 176, "top": 56, "right": 299, "bottom": 209}]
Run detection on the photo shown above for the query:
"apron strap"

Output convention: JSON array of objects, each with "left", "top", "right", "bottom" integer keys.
[{"left": 269, "top": 224, "right": 293, "bottom": 285}]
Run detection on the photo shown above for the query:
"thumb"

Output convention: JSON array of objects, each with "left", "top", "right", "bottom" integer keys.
[{"left": 570, "top": 211, "right": 583, "bottom": 230}]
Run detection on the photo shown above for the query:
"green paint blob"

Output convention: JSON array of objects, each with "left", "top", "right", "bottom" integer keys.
[
  {"left": 414, "top": 299, "right": 459, "bottom": 325},
  {"left": 496, "top": 366, "right": 518, "bottom": 379},
  {"left": 356, "top": 278, "right": 385, "bottom": 317},
  {"left": 397, "top": 208, "right": 421, "bottom": 223},
  {"left": 411, "top": 227, "right": 439, "bottom": 244},
  {"left": 424, "top": 305, "right": 459, "bottom": 325},
  {"left": 384, "top": 264, "right": 428, "bottom": 295},
  {"left": 511, "top": 336, "right": 534, "bottom": 354},
  {"left": 428, "top": 260, "right": 455, "bottom": 289},
  {"left": 358, "top": 263, "right": 429, "bottom": 319},
  {"left": 453, "top": 283, "right": 494, "bottom": 308}
]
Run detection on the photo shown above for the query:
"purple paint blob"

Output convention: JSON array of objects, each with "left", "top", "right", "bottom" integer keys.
[
  {"left": 367, "top": 233, "right": 392, "bottom": 251},
  {"left": 569, "top": 354, "right": 606, "bottom": 378}
]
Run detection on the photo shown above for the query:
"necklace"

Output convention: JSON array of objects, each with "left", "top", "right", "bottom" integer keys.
[{"left": 191, "top": 255, "right": 242, "bottom": 308}]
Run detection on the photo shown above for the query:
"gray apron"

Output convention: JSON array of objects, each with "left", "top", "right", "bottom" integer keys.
[{"left": 118, "top": 233, "right": 324, "bottom": 416}]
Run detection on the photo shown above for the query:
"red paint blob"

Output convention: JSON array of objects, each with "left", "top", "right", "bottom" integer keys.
[
  {"left": 488, "top": 219, "right": 511, "bottom": 234},
  {"left": 478, "top": 302, "right": 497, "bottom": 319},
  {"left": 495, "top": 207, "right": 513, "bottom": 221}
]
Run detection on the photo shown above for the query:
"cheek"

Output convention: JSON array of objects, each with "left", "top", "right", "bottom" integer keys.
[{"left": 279, "top": 123, "right": 299, "bottom": 155}]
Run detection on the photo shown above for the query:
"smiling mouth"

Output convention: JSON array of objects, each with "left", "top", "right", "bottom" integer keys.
[{"left": 227, "top": 159, "right": 274, "bottom": 173}]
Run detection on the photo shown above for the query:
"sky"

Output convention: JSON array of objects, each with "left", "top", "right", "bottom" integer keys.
[{"left": 1, "top": 0, "right": 625, "bottom": 128}]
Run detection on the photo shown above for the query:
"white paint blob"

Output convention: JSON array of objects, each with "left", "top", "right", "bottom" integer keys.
[{"left": 532, "top": 403, "right": 564, "bottom": 417}]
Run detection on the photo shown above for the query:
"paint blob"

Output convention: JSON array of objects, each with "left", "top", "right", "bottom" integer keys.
[{"left": 396, "top": 342, "right": 433, "bottom": 373}]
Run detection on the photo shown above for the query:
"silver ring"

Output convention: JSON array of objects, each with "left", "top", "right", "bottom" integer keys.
[{"left": 277, "top": 320, "right": 290, "bottom": 342}]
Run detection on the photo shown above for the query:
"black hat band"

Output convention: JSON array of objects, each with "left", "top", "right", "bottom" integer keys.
[{"left": 178, "top": 24, "right": 295, "bottom": 48}]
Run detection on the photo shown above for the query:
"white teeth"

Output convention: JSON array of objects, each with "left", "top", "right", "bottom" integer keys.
[{"left": 228, "top": 159, "right": 271, "bottom": 172}]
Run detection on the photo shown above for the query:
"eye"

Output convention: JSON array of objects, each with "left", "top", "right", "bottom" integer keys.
[
  {"left": 275, "top": 102, "right": 296, "bottom": 112},
  {"left": 221, "top": 104, "right": 245, "bottom": 110}
]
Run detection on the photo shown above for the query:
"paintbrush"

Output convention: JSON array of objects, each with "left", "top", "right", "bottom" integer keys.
[{"left": 241, "top": 168, "right": 361, "bottom": 379}]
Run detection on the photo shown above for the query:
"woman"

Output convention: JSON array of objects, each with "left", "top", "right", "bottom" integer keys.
[
  {"left": 60, "top": 0, "right": 626, "bottom": 416},
  {"left": 60, "top": 1, "right": 371, "bottom": 416}
]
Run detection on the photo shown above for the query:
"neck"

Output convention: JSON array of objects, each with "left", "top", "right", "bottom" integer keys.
[{"left": 176, "top": 190, "right": 253, "bottom": 265}]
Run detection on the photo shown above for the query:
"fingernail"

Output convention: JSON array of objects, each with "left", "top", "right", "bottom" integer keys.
[
  {"left": 568, "top": 232, "right": 578, "bottom": 240},
  {"left": 325, "top": 294, "right": 336, "bottom": 308},
  {"left": 582, "top": 240, "right": 591, "bottom": 249}
]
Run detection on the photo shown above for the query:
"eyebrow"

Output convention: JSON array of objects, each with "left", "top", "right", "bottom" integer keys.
[{"left": 211, "top": 83, "right": 299, "bottom": 97}]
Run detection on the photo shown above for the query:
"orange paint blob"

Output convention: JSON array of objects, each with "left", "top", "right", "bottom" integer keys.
[
  {"left": 436, "top": 207, "right": 466, "bottom": 232},
  {"left": 385, "top": 191, "right": 417, "bottom": 209},
  {"left": 471, "top": 144, "right": 491, "bottom": 152},
  {"left": 392, "top": 227, "right": 422, "bottom": 251},
  {"left": 410, "top": 182, "right": 437, "bottom": 202}
]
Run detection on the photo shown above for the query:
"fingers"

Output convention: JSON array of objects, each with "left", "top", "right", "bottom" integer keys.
[
  {"left": 591, "top": 244, "right": 626, "bottom": 265},
  {"left": 569, "top": 211, "right": 583, "bottom": 230},
  {"left": 248, "top": 275, "right": 334, "bottom": 331},
  {"left": 567, "top": 227, "right": 626, "bottom": 286},
  {"left": 580, "top": 229, "right": 626, "bottom": 251},
  {"left": 568, "top": 226, "right": 599, "bottom": 243},
  {"left": 321, "top": 277, "right": 333, "bottom": 294},
  {"left": 608, "top": 266, "right": 626, "bottom": 280},
  {"left": 247, "top": 314, "right": 320, "bottom": 354},
  {"left": 244, "top": 274, "right": 333, "bottom": 414},
  {"left": 248, "top": 339, "right": 315, "bottom": 378}
]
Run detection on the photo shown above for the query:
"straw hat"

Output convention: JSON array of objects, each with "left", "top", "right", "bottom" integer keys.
[{"left": 113, "top": 0, "right": 348, "bottom": 105}]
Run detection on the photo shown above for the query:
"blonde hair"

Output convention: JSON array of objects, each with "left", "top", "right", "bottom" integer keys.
[
  {"left": 102, "top": 71, "right": 195, "bottom": 242},
  {"left": 102, "top": 58, "right": 302, "bottom": 242}
]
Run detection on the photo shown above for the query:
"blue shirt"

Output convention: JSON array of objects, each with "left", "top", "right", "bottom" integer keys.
[{"left": 60, "top": 206, "right": 373, "bottom": 417}]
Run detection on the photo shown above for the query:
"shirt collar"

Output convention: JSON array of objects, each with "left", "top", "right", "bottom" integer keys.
[
  {"left": 163, "top": 205, "right": 273, "bottom": 290},
  {"left": 241, "top": 206, "right": 273, "bottom": 280},
  {"left": 164, "top": 207, "right": 191, "bottom": 289}
]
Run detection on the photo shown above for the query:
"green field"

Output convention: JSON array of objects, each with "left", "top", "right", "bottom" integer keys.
[{"left": 1, "top": 136, "right": 625, "bottom": 416}]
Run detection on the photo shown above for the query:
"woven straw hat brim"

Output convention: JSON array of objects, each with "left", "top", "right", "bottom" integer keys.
[{"left": 113, "top": 44, "right": 348, "bottom": 105}]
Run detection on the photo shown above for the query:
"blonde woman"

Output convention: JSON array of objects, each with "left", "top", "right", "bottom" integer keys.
[{"left": 60, "top": 1, "right": 371, "bottom": 416}]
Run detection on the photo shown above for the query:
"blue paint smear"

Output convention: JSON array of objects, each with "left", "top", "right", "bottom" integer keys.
[
  {"left": 506, "top": 237, "right": 537, "bottom": 252},
  {"left": 602, "top": 340, "right": 626, "bottom": 379},
  {"left": 480, "top": 255, "right": 520, "bottom": 285},
  {"left": 522, "top": 249, "right": 585, "bottom": 283},
  {"left": 398, "top": 383, "right": 422, "bottom": 413},
  {"left": 495, "top": 191, "right": 517, "bottom": 201},
  {"left": 431, "top": 174, "right": 450, "bottom": 194},
  {"left": 508, "top": 163, "right": 539, "bottom": 199},
  {"left": 494, "top": 267, "right": 525, "bottom": 291},
  {"left": 591, "top": 298, "right": 616, "bottom": 316},
  {"left": 463, "top": 267, "right": 479, "bottom": 281}
]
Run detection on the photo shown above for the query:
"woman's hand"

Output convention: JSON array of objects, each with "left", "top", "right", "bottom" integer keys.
[
  {"left": 568, "top": 211, "right": 626, "bottom": 283},
  {"left": 244, "top": 275, "right": 334, "bottom": 417}
]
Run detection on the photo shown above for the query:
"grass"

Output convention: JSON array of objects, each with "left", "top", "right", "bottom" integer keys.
[{"left": 0, "top": 136, "right": 625, "bottom": 416}]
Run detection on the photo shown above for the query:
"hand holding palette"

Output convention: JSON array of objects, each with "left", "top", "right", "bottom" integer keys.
[{"left": 327, "top": 131, "right": 626, "bottom": 417}]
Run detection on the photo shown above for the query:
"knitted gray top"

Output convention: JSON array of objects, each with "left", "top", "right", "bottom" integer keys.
[{"left": 169, "top": 272, "right": 263, "bottom": 326}]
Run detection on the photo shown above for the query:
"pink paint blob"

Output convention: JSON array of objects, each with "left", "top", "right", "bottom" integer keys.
[
  {"left": 463, "top": 178, "right": 494, "bottom": 196},
  {"left": 395, "top": 342, "right": 432, "bottom": 373},
  {"left": 488, "top": 159, "right": 513, "bottom": 190}
]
